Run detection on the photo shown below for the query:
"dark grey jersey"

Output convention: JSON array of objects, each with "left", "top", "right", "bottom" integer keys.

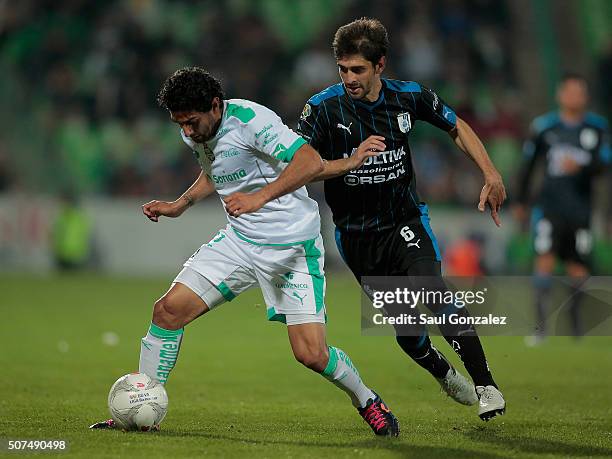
[
  {"left": 518, "top": 111, "right": 610, "bottom": 223},
  {"left": 298, "top": 79, "right": 456, "bottom": 234}
]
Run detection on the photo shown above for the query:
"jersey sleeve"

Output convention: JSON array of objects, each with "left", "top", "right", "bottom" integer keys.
[
  {"left": 296, "top": 101, "right": 330, "bottom": 157},
  {"left": 516, "top": 122, "right": 546, "bottom": 204},
  {"left": 597, "top": 121, "right": 611, "bottom": 166},
  {"left": 242, "top": 103, "right": 307, "bottom": 163},
  {"left": 414, "top": 85, "right": 457, "bottom": 132}
]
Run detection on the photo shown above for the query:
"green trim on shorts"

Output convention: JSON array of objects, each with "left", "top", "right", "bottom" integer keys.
[
  {"left": 149, "top": 323, "right": 184, "bottom": 339},
  {"left": 301, "top": 238, "right": 325, "bottom": 313},
  {"left": 266, "top": 307, "right": 287, "bottom": 324},
  {"left": 322, "top": 346, "right": 338, "bottom": 377},
  {"left": 216, "top": 281, "right": 236, "bottom": 301},
  {"left": 231, "top": 228, "right": 315, "bottom": 247}
]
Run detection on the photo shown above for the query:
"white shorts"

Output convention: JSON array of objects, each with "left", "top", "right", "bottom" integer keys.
[{"left": 174, "top": 225, "right": 326, "bottom": 325}]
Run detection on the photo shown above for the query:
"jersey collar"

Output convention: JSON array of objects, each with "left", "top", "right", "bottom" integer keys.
[{"left": 351, "top": 82, "right": 386, "bottom": 111}]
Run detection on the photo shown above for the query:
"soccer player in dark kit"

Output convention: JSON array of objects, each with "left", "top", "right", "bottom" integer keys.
[
  {"left": 298, "top": 18, "right": 507, "bottom": 420},
  {"left": 515, "top": 74, "right": 610, "bottom": 345}
]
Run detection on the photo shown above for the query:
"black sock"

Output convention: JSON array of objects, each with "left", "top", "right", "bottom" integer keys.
[
  {"left": 402, "top": 258, "right": 497, "bottom": 387},
  {"left": 442, "top": 334, "right": 497, "bottom": 388},
  {"left": 534, "top": 274, "right": 552, "bottom": 337},
  {"left": 568, "top": 281, "right": 585, "bottom": 337},
  {"left": 396, "top": 334, "right": 451, "bottom": 379},
  {"left": 436, "top": 307, "right": 497, "bottom": 387}
]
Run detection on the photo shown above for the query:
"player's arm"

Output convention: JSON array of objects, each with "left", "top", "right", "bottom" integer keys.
[
  {"left": 512, "top": 125, "right": 544, "bottom": 224},
  {"left": 415, "top": 85, "right": 506, "bottom": 225},
  {"left": 294, "top": 100, "right": 385, "bottom": 181},
  {"left": 448, "top": 117, "right": 507, "bottom": 226},
  {"left": 224, "top": 144, "right": 323, "bottom": 217},
  {"left": 142, "top": 171, "right": 216, "bottom": 222},
  {"left": 312, "top": 135, "right": 386, "bottom": 181},
  {"left": 586, "top": 123, "right": 611, "bottom": 176}
]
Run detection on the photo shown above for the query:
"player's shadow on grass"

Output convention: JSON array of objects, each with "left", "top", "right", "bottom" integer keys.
[
  {"left": 161, "top": 430, "right": 506, "bottom": 458},
  {"left": 464, "top": 424, "right": 612, "bottom": 457}
]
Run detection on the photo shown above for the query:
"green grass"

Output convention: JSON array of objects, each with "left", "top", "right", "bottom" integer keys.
[{"left": 1, "top": 273, "right": 611, "bottom": 458}]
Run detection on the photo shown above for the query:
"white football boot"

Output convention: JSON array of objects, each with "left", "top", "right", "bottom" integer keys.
[
  {"left": 436, "top": 367, "right": 478, "bottom": 406},
  {"left": 476, "top": 385, "right": 506, "bottom": 421}
]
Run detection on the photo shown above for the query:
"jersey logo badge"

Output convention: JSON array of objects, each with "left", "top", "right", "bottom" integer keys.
[
  {"left": 580, "top": 128, "right": 598, "bottom": 150},
  {"left": 300, "top": 103, "right": 312, "bottom": 120},
  {"left": 337, "top": 122, "right": 352, "bottom": 135},
  {"left": 292, "top": 291, "right": 307, "bottom": 305},
  {"left": 397, "top": 112, "right": 412, "bottom": 133},
  {"left": 272, "top": 143, "right": 288, "bottom": 159},
  {"left": 408, "top": 239, "right": 421, "bottom": 249}
]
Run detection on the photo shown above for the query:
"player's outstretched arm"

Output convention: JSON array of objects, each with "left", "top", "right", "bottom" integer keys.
[
  {"left": 311, "top": 135, "right": 386, "bottom": 181},
  {"left": 142, "top": 171, "right": 216, "bottom": 222},
  {"left": 224, "top": 144, "right": 323, "bottom": 217},
  {"left": 449, "top": 116, "right": 507, "bottom": 227}
]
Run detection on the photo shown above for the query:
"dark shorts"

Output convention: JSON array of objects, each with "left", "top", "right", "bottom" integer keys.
[
  {"left": 336, "top": 204, "right": 477, "bottom": 336},
  {"left": 335, "top": 203, "right": 441, "bottom": 279},
  {"left": 531, "top": 208, "right": 592, "bottom": 266}
]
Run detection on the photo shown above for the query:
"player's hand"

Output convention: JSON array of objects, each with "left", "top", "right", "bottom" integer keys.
[
  {"left": 478, "top": 173, "right": 506, "bottom": 227},
  {"left": 348, "top": 135, "right": 386, "bottom": 170},
  {"left": 223, "top": 192, "right": 266, "bottom": 217},
  {"left": 142, "top": 200, "right": 184, "bottom": 222}
]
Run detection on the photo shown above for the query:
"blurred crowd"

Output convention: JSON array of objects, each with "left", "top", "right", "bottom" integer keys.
[{"left": 0, "top": 0, "right": 608, "bottom": 206}]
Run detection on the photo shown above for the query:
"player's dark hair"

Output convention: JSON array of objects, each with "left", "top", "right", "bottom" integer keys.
[
  {"left": 157, "top": 67, "right": 225, "bottom": 113},
  {"left": 333, "top": 17, "right": 389, "bottom": 65},
  {"left": 559, "top": 72, "right": 588, "bottom": 88}
]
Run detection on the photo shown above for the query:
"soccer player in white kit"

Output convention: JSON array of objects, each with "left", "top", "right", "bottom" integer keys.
[{"left": 90, "top": 67, "right": 399, "bottom": 436}]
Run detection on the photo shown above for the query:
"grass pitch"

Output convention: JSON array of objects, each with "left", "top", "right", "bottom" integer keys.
[{"left": 1, "top": 273, "right": 611, "bottom": 458}]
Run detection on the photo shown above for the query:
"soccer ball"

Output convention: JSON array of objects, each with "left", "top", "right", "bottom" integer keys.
[{"left": 107, "top": 373, "right": 168, "bottom": 431}]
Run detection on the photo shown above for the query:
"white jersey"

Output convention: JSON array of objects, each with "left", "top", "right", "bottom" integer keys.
[{"left": 181, "top": 99, "right": 320, "bottom": 245}]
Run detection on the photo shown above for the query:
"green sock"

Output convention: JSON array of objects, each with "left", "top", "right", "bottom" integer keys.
[
  {"left": 138, "top": 323, "right": 184, "bottom": 384},
  {"left": 321, "top": 346, "right": 375, "bottom": 408}
]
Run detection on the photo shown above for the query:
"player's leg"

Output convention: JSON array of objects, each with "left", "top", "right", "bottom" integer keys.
[
  {"left": 404, "top": 258, "right": 505, "bottom": 419},
  {"left": 565, "top": 261, "right": 589, "bottom": 337},
  {"left": 287, "top": 321, "right": 373, "bottom": 406},
  {"left": 92, "top": 231, "right": 254, "bottom": 429},
  {"left": 336, "top": 226, "right": 452, "bottom": 379},
  {"left": 530, "top": 252, "right": 556, "bottom": 343},
  {"left": 563, "top": 225, "right": 592, "bottom": 338},
  {"left": 286, "top": 320, "right": 399, "bottom": 437},
  {"left": 139, "top": 270, "right": 224, "bottom": 384},
  {"left": 254, "top": 235, "right": 398, "bottom": 436},
  {"left": 388, "top": 210, "right": 490, "bottom": 384},
  {"left": 402, "top": 258, "right": 487, "bottom": 401},
  {"left": 91, "top": 270, "right": 221, "bottom": 429},
  {"left": 336, "top": 222, "right": 473, "bottom": 403},
  {"left": 139, "top": 226, "right": 255, "bottom": 386},
  {"left": 391, "top": 206, "right": 503, "bottom": 418},
  {"left": 528, "top": 213, "right": 559, "bottom": 345}
]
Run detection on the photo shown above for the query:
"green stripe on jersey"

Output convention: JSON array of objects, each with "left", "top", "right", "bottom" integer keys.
[
  {"left": 275, "top": 137, "right": 307, "bottom": 162},
  {"left": 226, "top": 103, "right": 256, "bottom": 123}
]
